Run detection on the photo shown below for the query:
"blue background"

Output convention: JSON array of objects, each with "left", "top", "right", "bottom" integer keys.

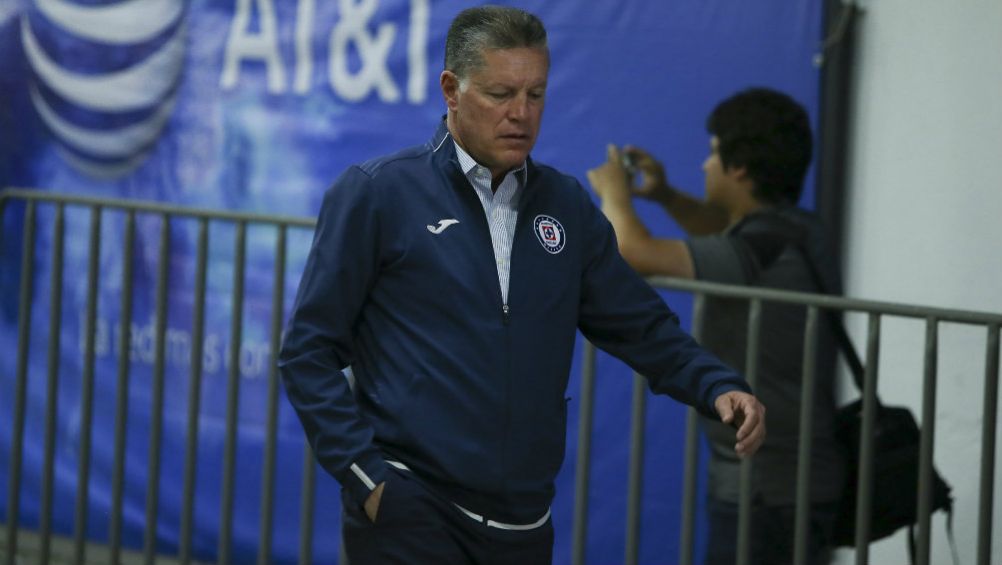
[{"left": 0, "top": 0, "right": 823, "bottom": 563}]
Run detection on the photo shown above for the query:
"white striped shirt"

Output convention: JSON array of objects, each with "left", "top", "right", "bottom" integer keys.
[{"left": 453, "top": 142, "right": 525, "bottom": 304}]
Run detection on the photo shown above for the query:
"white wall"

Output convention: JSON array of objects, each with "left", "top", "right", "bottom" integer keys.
[{"left": 835, "top": 0, "right": 1002, "bottom": 563}]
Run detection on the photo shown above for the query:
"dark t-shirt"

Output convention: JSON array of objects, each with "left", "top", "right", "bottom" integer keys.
[{"left": 687, "top": 207, "right": 846, "bottom": 505}]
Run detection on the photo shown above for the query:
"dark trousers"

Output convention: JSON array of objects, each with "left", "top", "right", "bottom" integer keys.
[
  {"left": 342, "top": 469, "right": 553, "bottom": 565},
  {"left": 704, "top": 497, "right": 839, "bottom": 565}
]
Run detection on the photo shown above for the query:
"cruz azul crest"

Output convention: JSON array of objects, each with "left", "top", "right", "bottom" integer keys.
[{"left": 533, "top": 214, "right": 565, "bottom": 254}]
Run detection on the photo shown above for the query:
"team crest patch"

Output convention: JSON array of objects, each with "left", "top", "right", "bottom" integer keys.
[{"left": 533, "top": 215, "right": 565, "bottom": 254}]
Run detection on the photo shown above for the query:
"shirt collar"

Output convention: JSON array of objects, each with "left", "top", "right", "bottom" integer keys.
[{"left": 452, "top": 141, "right": 527, "bottom": 186}]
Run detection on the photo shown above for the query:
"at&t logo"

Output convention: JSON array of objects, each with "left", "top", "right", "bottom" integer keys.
[{"left": 21, "top": 0, "right": 186, "bottom": 178}]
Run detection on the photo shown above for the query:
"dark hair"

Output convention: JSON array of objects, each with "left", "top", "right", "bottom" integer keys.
[
  {"left": 444, "top": 6, "right": 548, "bottom": 80},
  {"left": 706, "top": 88, "right": 813, "bottom": 205}
]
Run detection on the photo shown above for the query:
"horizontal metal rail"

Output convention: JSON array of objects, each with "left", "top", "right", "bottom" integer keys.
[
  {"left": 647, "top": 275, "right": 1002, "bottom": 326},
  {"left": 0, "top": 188, "right": 316, "bottom": 228}
]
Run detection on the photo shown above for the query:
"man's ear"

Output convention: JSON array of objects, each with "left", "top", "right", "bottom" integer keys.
[
  {"left": 441, "top": 71, "right": 460, "bottom": 110},
  {"left": 728, "top": 165, "right": 759, "bottom": 199},
  {"left": 727, "top": 164, "right": 750, "bottom": 182}
]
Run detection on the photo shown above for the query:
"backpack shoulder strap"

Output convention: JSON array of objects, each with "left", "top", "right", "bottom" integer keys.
[
  {"left": 732, "top": 210, "right": 868, "bottom": 389},
  {"left": 730, "top": 211, "right": 807, "bottom": 281}
]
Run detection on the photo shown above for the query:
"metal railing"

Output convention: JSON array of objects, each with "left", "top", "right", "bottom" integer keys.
[
  {"left": 2, "top": 188, "right": 1000, "bottom": 565},
  {"left": 0, "top": 188, "right": 323, "bottom": 565},
  {"left": 570, "top": 277, "right": 1001, "bottom": 565}
]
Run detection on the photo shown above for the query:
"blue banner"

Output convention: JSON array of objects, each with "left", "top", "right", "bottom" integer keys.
[{"left": 0, "top": 1, "right": 823, "bottom": 563}]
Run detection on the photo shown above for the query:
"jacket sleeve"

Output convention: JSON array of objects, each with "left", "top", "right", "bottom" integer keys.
[
  {"left": 575, "top": 187, "right": 750, "bottom": 417},
  {"left": 278, "top": 167, "right": 389, "bottom": 508}
]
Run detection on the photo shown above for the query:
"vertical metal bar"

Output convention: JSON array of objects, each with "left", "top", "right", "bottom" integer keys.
[
  {"left": 257, "top": 225, "right": 287, "bottom": 565},
  {"left": 109, "top": 211, "right": 135, "bottom": 565},
  {"left": 299, "top": 447, "right": 316, "bottom": 565},
  {"left": 977, "top": 324, "right": 1000, "bottom": 565},
  {"left": 854, "top": 313, "right": 881, "bottom": 565},
  {"left": 679, "top": 294, "right": 706, "bottom": 565},
  {"left": 915, "top": 317, "right": 938, "bottom": 565},
  {"left": 339, "top": 533, "right": 349, "bottom": 565},
  {"left": 624, "top": 372, "right": 647, "bottom": 565},
  {"left": 572, "top": 340, "right": 598, "bottom": 565},
  {"left": 180, "top": 218, "right": 208, "bottom": 565},
  {"left": 219, "top": 221, "right": 247, "bottom": 565},
  {"left": 73, "top": 206, "right": 102, "bottom": 565},
  {"left": 736, "top": 299, "right": 762, "bottom": 565},
  {"left": 142, "top": 214, "right": 170, "bottom": 565},
  {"left": 5, "top": 200, "right": 35, "bottom": 565},
  {"left": 39, "top": 205, "right": 65, "bottom": 565},
  {"left": 792, "top": 306, "right": 819, "bottom": 565},
  {"left": 0, "top": 194, "right": 8, "bottom": 249}
]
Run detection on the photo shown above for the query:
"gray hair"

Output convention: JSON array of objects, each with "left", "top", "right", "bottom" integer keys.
[{"left": 444, "top": 5, "right": 548, "bottom": 80}]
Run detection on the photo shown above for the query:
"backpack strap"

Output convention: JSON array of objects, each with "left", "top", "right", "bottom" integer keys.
[
  {"left": 908, "top": 509, "right": 960, "bottom": 565},
  {"left": 946, "top": 506, "right": 960, "bottom": 565},
  {"left": 732, "top": 211, "right": 867, "bottom": 390}
]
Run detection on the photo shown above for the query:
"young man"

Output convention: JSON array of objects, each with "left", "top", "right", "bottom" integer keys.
[
  {"left": 279, "top": 7, "right": 766, "bottom": 564},
  {"left": 588, "top": 88, "right": 845, "bottom": 565}
]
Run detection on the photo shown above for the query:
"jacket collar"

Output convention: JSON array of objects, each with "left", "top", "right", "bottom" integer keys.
[{"left": 429, "top": 117, "right": 537, "bottom": 185}]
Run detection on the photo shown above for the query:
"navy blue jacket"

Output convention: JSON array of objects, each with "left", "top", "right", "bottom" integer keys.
[{"left": 279, "top": 121, "right": 749, "bottom": 524}]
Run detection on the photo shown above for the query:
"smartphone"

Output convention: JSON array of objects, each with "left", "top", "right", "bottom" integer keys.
[{"left": 621, "top": 152, "right": 638, "bottom": 173}]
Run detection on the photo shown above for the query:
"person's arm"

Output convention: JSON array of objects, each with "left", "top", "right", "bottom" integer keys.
[
  {"left": 587, "top": 144, "right": 694, "bottom": 277},
  {"left": 278, "top": 168, "right": 389, "bottom": 520},
  {"left": 623, "top": 145, "right": 730, "bottom": 236},
  {"left": 574, "top": 184, "right": 766, "bottom": 457}
]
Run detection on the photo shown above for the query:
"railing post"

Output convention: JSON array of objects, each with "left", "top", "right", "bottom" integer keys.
[
  {"left": 916, "top": 317, "right": 939, "bottom": 565},
  {"left": 977, "top": 324, "right": 1000, "bottom": 565},
  {"left": 219, "top": 221, "right": 247, "bottom": 565},
  {"left": 258, "top": 225, "right": 288, "bottom": 565},
  {"left": 109, "top": 210, "right": 136, "bottom": 565},
  {"left": 5, "top": 201, "right": 36, "bottom": 565},
  {"left": 854, "top": 313, "right": 881, "bottom": 564},
  {"left": 572, "top": 341, "right": 598, "bottom": 565},
  {"left": 624, "top": 372, "right": 647, "bottom": 565},
  {"left": 141, "top": 214, "right": 171, "bottom": 565},
  {"left": 679, "top": 294, "right": 706, "bottom": 565},
  {"left": 39, "top": 204, "right": 65, "bottom": 565},
  {"left": 300, "top": 447, "right": 316, "bottom": 565},
  {"left": 736, "top": 299, "right": 762, "bottom": 565},
  {"left": 180, "top": 217, "right": 209, "bottom": 565},
  {"left": 72, "top": 205, "right": 102, "bottom": 565},
  {"left": 792, "top": 306, "right": 819, "bottom": 565}
]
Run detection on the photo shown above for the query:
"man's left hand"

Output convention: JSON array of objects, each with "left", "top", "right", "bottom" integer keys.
[
  {"left": 714, "top": 391, "right": 766, "bottom": 458},
  {"left": 586, "top": 144, "right": 632, "bottom": 201}
]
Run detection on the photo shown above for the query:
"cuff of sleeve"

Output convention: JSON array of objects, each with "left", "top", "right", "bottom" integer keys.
[
  {"left": 339, "top": 451, "right": 389, "bottom": 509},
  {"left": 704, "top": 381, "right": 750, "bottom": 418}
]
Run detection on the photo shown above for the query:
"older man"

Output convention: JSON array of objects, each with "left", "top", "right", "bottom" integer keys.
[{"left": 279, "top": 6, "right": 765, "bottom": 564}]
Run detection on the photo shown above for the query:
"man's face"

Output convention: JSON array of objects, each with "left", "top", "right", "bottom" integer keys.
[{"left": 442, "top": 47, "right": 549, "bottom": 180}]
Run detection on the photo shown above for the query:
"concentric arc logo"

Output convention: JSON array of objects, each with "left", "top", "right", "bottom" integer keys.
[{"left": 21, "top": 0, "right": 187, "bottom": 178}]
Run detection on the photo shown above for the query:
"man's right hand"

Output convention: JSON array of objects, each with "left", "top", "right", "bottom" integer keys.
[{"left": 364, "top": 482, "right": 385, "bottom": 523}]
